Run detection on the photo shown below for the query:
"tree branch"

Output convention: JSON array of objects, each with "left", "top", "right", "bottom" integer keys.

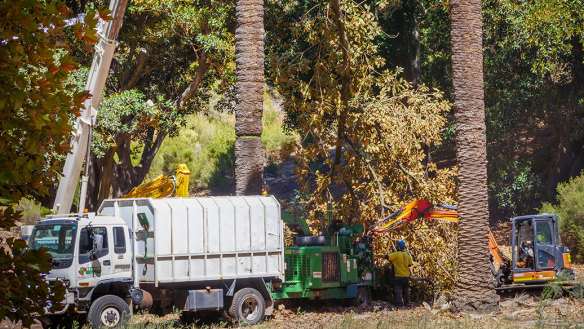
[
  {"left": 122, "top": 47, "right": 148, "bottom": 91},
  {"left": 330, "top": 0, "right": 352, "bottom": 176},
  {"left": 175, "top": 49, "right": 208, "bottom": 109}
]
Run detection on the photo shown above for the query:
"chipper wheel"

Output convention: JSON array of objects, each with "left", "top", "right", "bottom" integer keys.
[{"left": 229, "top": 287, "right": 266, "bottom": 325}]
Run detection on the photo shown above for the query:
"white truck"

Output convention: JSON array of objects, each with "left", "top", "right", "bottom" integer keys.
[{"left": 29, "top": 196, "right": 285, "bottom": 327}]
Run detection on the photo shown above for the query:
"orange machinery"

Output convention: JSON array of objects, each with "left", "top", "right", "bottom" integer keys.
[{"left": 367, "top": 200, "right": 574, "bottom": 289}]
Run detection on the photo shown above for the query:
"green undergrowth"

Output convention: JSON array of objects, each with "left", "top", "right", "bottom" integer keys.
[
  {"left": 13, "top": 197, "right": 51, "bottom": 225},
  {"left": 143, "top": 91, "right": 298, "bottom": 194},
  {"left": 262, "top": 90, "right": 298, "bottom": 164},
  {"left": 540, "top": 171, "right": 584, "bottom": 262},
  {"left": 144, "top": 112, "right": 237, "bottom": 193}
]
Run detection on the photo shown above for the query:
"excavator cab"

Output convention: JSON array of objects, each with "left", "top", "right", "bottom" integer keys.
[{"left": 511, "top": 214, "right": 574, "bottom": 284}]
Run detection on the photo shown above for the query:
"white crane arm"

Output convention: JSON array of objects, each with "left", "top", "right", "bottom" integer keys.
[{"left": 53, "top": 0, "right": 128, "bottom": 214}]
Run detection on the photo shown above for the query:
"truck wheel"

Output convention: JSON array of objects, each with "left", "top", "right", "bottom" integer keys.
[
  {"left": 229, "top": 288, "right": 265, "bottom": 325},
  {"left": 88, "top": 295, "right": 130, "bottom": 328},
  {"left": 351, "top": 287, "right": 371, "bottom": 306}
]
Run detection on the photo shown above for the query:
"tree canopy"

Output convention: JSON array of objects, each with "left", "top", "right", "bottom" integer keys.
[
  {"left": 0, "top": 0, "right": 102, "bottom": 323},
  {"left": 266, "top": 0, "right": 458, "bottom": 289},
  {"left": 69, "top": 0, "right": 237, "bottom": 209}
]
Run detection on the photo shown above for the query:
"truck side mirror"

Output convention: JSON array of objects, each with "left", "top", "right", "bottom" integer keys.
[{"left": 92, "top": 234, "right": 103, "bottom": 255}]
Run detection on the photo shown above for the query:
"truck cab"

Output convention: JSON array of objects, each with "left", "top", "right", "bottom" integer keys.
[{"left": 29, "top": 213, "right": 134, "bottom": 326}]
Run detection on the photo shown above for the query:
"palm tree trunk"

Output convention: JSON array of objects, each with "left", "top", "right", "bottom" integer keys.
[
  {"left": 450, "top": 0, "right": 499, "bottom": 311},
  {"left": 235, "top": 0, "right": 264, "bottom": 195}
]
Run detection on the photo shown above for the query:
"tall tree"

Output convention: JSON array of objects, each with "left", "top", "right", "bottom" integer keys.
[
  {"left": 449, "top": 0, "right": 499, "bottom": 310},
  {"left": 234, "top": 0, "right": 264, "bottom": 195},
  {"left": 79, "top": 0, "right": 235, "bottom": 209},
  {"left": 0, "top": 0, "right": 100, "bottom": 324},
  {"left": 266, "top": 0, "right": 458, "bottom": 288}
]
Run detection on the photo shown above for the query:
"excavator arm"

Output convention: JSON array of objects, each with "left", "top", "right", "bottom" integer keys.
[
  {"left": 367, "top": 199, "right": 457, "bottom": 235},
  {"left": 122, "top": 164, "right": 190, "bottom": 198}
]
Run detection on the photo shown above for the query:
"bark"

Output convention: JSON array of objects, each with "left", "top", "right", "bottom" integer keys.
[
  {"left": 234, "top": 0, "right": 264, "bottom": 136},
  {"left": 85, "top": 155, "right": 101, "bottom": 210},
  {"left": 235, "top": 138, "right": 263, "bottom": 195},
  {"left": 97, "top": 150, "right": 115, "bottom": 205},
  {"left": 234, "top": 0, "right": 265, "bottom": 195},
  {"left": 111, "top": 127, "right": 166, "bottom": 197},
  {"left": 449, "top": 0, "right": 500, "bottom": 311},
  {"left": 411, "top": 15, "right": 421, "bottom": 88},
  {"left": 105, "top": 0, "right": 129, "bottom": 40}
]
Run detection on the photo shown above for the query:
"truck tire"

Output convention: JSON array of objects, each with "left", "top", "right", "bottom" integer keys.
[
  {"left": 88, "top": 295, "right": 130, "bottom": 328},
  {"left": 351, "top": 287, "right": 371, "bottom": 306},
  {"left": 229, "top": 287, "right": 265, "bottom": 325}
]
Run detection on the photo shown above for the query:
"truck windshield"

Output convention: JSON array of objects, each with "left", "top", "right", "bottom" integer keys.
[{"left": 29, "top": 224, "right": 77, "bottom": 260}]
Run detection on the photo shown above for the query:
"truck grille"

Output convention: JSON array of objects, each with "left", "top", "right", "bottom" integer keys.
[
  {"left": 285, "top": 253, "right": 311, "bottom": 280},
  {"left": 322, "top": 252, "right": 340, "bottom": 283}
]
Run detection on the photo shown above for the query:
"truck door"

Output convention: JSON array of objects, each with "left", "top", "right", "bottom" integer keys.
[
  {"left": 77, "top": 226, "right": 113, "bottom": 283},
  {"left": 534, "top": 220, "right": 557, "bottom": 271},
  {"left": 112, "top": 226, "right": 132, "bottom": 275}
]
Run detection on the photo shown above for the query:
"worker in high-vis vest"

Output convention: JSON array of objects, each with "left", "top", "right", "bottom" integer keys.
[{"left": 387, "top": 240, "right": 413, "bottom": 306}]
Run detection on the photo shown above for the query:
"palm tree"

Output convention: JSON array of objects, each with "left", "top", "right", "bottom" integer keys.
[
  {"left": 449, "top": 0, "right": 499, "bottom": 311},
  {"left": 234, "top": 0, "right": 264, "bottom": 195}
]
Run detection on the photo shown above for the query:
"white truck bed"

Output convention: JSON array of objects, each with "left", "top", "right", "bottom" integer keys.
[{"left": 99, "top": 196, "right": 284, "bottom": 286}]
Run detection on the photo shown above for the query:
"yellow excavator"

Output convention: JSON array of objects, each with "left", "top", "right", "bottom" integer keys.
[{"left": 122, "top": 164, "right": 190, "bottom": 198}]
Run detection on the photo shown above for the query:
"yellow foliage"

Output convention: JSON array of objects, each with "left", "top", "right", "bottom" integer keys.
[{"left": 271, "top": 0, "right": 459, "bottom": 291}]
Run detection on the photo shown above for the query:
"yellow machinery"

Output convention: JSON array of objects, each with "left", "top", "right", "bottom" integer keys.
[{"left": 122, "top": 164, "right": 190, "bottom": 198}]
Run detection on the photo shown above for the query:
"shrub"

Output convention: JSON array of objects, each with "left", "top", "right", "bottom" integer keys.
[
  {"left": 262, "top": 93, "right": 298, "bottom": 163},
  {"left": 145, "top": 113, "right": 236, "bottom": 193},
  {"left": 15, "top": 198, "right": 51, "bottom": 225},
  {"left": 540, "top": 172, "right": 584, "bottom": 262},
  {"left": 144, "top": 91, "right": 298, "bottom": 193}
]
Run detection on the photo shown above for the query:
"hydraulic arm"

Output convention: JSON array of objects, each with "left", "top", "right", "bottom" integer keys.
[
  {"left": 121, "top": 164, "right": 191, "bottom": 198},
  {"left": 368, "top": 200, "right": 573, "bottom": 288}
]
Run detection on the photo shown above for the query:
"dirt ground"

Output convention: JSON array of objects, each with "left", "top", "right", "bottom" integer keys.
[
  {"left": 2, "top": 285, "right": 583, "bottom": 329},
  {"left": 259, "top": 295, "right": 584, "bottom": 329},
  {"left": 126, "top": 292, "right": 584, "bottom": 329}
]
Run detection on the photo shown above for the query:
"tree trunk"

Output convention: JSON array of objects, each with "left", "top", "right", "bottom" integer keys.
[
  {"left": 111, "top": 128, "right": 166, "bottom": 198},
  {"left": 410, "top": 14, "right": 421, "bottom": 88},
  {"left": 449, "top": 0, "right": 499, "bottom": 311},
  {"left": 235, "top": 0, "right": 264, "bottom": 195},
  {"left": 235, "top": 138, "right": 263, "bottom": 195},
  {"left": 330, "top": 0, "right": 351, "bottom": 172},
  {"left": 85, "top": 155, "right": 101, "bottom": 210}
]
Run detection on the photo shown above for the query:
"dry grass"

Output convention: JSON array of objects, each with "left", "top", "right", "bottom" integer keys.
[
  {"left": 253, "top": 295, "right": 584, "bottom": 329},
  {"left": 121, "top": 294, "right": 584, "bottom": 329}
]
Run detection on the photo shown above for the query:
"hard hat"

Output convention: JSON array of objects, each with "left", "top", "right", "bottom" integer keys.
[{"left": 397, "top": 241, "right": 406, "bottom": 248}]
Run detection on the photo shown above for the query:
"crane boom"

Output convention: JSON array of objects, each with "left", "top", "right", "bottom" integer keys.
[{"left": 53, "top": 0, "right": 128, "bottom": 214}]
